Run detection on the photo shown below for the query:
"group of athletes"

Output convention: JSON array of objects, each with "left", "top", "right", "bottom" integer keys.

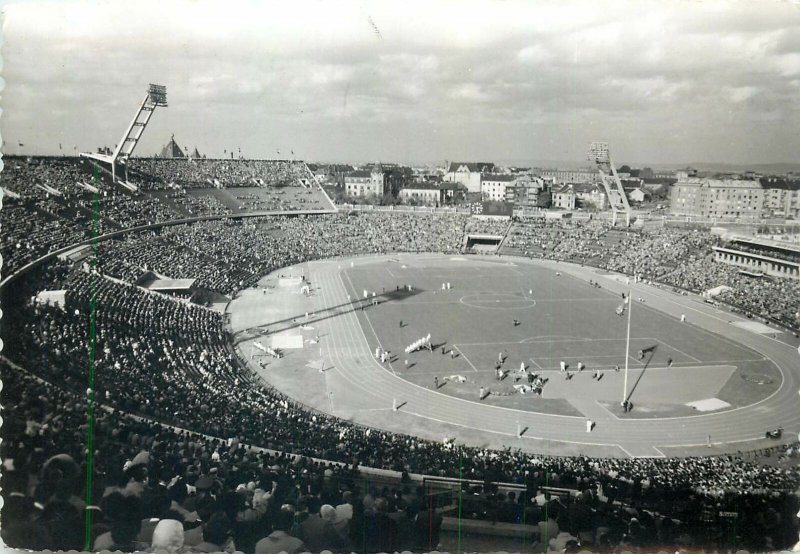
[{"left": 358, "top": 273, "right": 683, "bottom": 416}]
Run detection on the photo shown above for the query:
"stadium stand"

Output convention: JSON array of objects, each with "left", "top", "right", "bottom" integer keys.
[{"left": 3, "top": 160, "right": 800, "bottom": 552}]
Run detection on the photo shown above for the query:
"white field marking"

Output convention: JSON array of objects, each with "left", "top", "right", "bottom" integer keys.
[
  {"left": 453, "top": 345, "right": 479, "bottom": 372},
  {"left": 325, "top": 272, "right": 409, "bottom": 408},
  {"left": 617, "top": 444, "right": 667, "bottom": 459},
  {"left": 340, "top": 270, "right": 397, "bottom": 376},
  {"left": 458, "top": 256, "right": 795, "bottom": 421},
  {"left": 520, "top": 335, "right": 579, "bottom": 343},
  {"left": 535, "top": 354, "right": 647, "bottom": 361},
  {"left": 398, "top": 408, "right": 638, "bottom": 449},
  {"left": 378, "top": 300, "right": 464, "bottom": 305},
  {"left": 672, "top": 435, "right": 786, "bottom": 448},
  {"left": 340, "top": 407, "right": 395, "bottom": 413},
  {"left": 624, "top": 283, "right": 774, "bottom": 357},
  {"left": 385, "top": 266, "right": 398, "bottom": 278},
  {"left": 457, "top": 337, "right": 642, "bottom": 347},
  {"left": 518, "top": 349, "right": 763, "bottom": 364},
  {"left": 653, "top": 337, "right": 702, "bottom": 363},
  {"left": 301, "top": 260, "right": 795, "bottom": 439},
  {"left": 403, "top": 356, "right": 736, "bottom": 374},
  {"left": 302, "top": 273, "right": 387, "bottom": 412},
  {"left": 628, "top": 355, "right": 645, "bottom": 367},
  {"left": 358, "top": 305, "right": 397, "bottom": 376},
  {"left": 514, "top": 298, "right": 622, "bottom": 303},
  {"left": 616, "top": 444, "right": 635, "bottom": 458}
]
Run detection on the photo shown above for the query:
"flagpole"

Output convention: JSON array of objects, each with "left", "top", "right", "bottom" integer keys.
[{"left": 622, "top": 280, "right": 632, "bottom": 408}]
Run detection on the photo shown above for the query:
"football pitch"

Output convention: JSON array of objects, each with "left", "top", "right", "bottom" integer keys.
[
  {"left": 229, "top": 253, "right": 798, "bottom": 457},
  {"left": 340, "top": 255, "right": 779, "bottom": 419}
]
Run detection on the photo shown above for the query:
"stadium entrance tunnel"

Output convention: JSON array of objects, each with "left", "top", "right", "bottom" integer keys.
[{"left": 466, "top": 234, "right": 503, "bottom": 252}]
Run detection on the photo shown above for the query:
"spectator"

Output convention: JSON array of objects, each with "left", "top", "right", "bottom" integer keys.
[{"left": 254, "top": 508, "right": 307, "bottom": 554}]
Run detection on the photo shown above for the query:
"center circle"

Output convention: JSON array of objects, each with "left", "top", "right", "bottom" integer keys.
[{"left": 459, "top": 293, "right": 536, "bottom": 310}]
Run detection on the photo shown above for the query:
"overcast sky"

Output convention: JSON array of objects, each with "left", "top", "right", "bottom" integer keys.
[{"left": 2, "top": 0, "right": 800, "bottom": 166}]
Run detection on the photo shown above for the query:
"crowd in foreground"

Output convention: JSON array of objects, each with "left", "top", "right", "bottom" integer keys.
[
  {"left": 3, "top": 158, "right": 800, "bottom": 551},
  {"left": 3, "top": 213, "right": 800, "bottom": 551}
]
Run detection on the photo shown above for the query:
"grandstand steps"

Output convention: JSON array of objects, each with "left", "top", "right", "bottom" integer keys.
[{"left": 496, "top": 220, "right": 514, "bottom": 250}]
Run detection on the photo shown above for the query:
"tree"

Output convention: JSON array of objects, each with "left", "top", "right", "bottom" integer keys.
[
  {"left": 619, "top": 165, "right": 632, "bottom": 173},
  {"left": 536, "top": 191, "right": 552, "bottom": 208}
]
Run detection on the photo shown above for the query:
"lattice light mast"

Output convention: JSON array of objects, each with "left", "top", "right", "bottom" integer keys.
[
  {"left": 81, "top": 84, "right": 168, "bottom": 186},
  {"left": 588, "top": 141, "right": 632, "bottom": 227}
]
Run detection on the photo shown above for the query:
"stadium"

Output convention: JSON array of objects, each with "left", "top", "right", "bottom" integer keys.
[{"left": 3, "top": 81, "right": 800, "bottom": 553}]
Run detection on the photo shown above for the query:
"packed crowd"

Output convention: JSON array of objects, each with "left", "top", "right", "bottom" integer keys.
[
  {"left": 506, "top": 220, "right": 798, "bottom": 330},
  {"left": 91, "top": 213, "right": 467, "bottom": 297},
  {"left": 3, "top": 219, "right": 800, "bottom": 550},
  {"left": 165, "top": 192, "right": 233, "bottom": 217},
  {"left": 463, "top": 218, "right": 510, "bottom": 236},
  {"left": 0, "top": 157, "right": 337, "bottom": 280},
  {"left": 96, "top": 232, "right": 261, "bottom": 296},
  {"left": 0, "top": 156, "right": 88, "bottom": 198},
  {"left": 0, "top": 202, "right": 93, "bottom": 274},
  {"left": 3, "top": 309, "right": 799, "bottom": 554},
  {"left": 128, "top": 159, "right": 312, "bottom": 190},
  {"left": 5, "top": 173, "right": 800, "bottom": 551},
  {"left": 1, "top": 363, "right": 446, "bottom": 553},
  {"left": 458, "top": 474, "right": 798, "bottom": 551},
  {"left": 663, "top": 260, "right": 800, "bottom": 329}
]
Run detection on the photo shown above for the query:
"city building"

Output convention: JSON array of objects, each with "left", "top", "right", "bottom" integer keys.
[
  {"left": 308, "top": 163, "right": 354, "bottom": 184},
  {"left": 552, "top": 184, "right": 577, "bottom": 210},
  {"left": 444, "top": 162, "right": 495, "bottom": 193},
  {"left": 398, "top": 182, "right": 463, "bottom": 205},
  {"left": 343, "top": 163, "right": 414, "bottom": 198},
  {"left": 480, "top": 173, "right": 516, "bottom": 202},
  {"left": 537, "top": 168, "right": 599, "bottom": 184},
  {"left": 364, "top": 163, "right": 414, "bottom": 197},
  {"left": 344, "top": 167, "right": 385, "bottom": 198},
  {"left": 506, "top": 176, "right": 549, "bottom": 210},
  {"left": 628, "top": 187, "right": 650, "bottom": 203},
  {"left": 574, "top": 183, "right": 608, "bottom": 210},
  {"left": 761, "top": 177, "right": 800, "bottom": 218},
  {"left": 670, "top": 178, "right": 764, "bottom": 219}
]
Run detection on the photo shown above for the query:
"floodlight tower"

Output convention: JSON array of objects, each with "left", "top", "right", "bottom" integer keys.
[
  {"left": 81, "top": 84, "right": 168, "bottom": 186},
  {"left": 588, "top": 141, "right": 632, "bottom": 226}
]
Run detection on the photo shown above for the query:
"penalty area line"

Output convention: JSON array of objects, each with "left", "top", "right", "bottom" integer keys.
[{"left": 453, "top": 345, "right": 479, "bottom": 372}]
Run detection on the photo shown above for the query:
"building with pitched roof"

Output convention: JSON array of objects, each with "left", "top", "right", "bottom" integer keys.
[
  {"left": 444, "top": 161, "right": 495, "bottom": 193},
  {"left": 344, "top": 167, "right": 385, "bottom": 198},
  {"left": 573, "top": 182, "right": 608, "bottom": 210},
  {"left": 480, "top": 173, "right": 516, "bottom": 201},
  {"left": 552, "top": 184, "right": 576, "bottom": 210}
]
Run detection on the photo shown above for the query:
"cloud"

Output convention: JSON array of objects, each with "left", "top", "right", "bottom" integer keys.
[{"left": 3, "top": 0, "right": 800, "bottom": 164}]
